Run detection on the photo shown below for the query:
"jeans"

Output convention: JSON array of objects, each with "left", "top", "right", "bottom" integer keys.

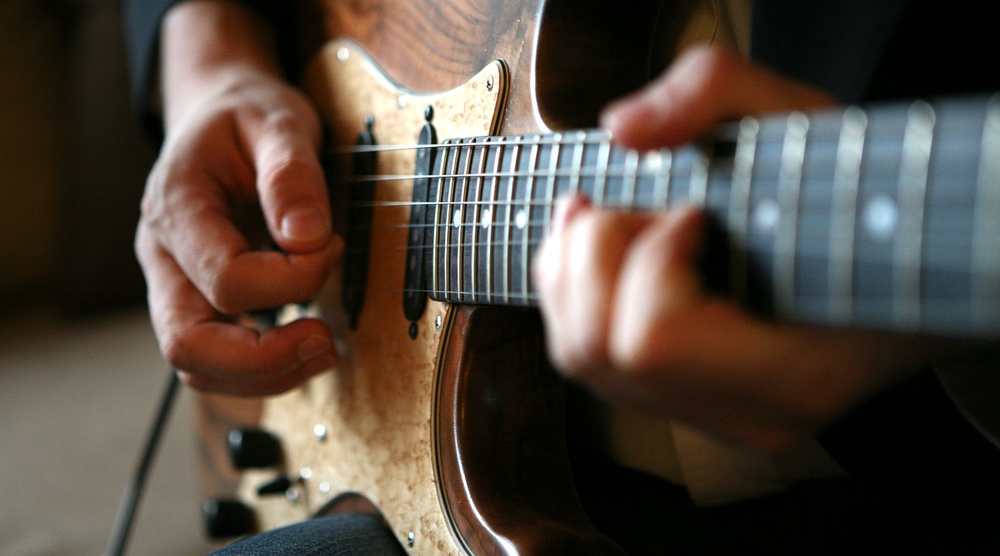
[{"left": 208, "top": 514, "right": 407, "bottom": 556}]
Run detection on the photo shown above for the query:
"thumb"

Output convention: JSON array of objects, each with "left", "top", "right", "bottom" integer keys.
[
  {"left": 248, "top": 108, "right": 335, "bottom": 255},
  {"left": 600, "top": 45, "right": 835, "bottom": 150}
]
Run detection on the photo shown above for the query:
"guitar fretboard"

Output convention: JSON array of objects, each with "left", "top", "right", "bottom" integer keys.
[{"left": 422, "top": 95, "right": 1000, "bottom": 338}]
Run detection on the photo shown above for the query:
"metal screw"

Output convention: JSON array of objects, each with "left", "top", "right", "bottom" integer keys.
[
  {"left": 434, "top": 315, "right": 442, "bottom": 331},
  {"left": 285, "top": 487, "right": 300, "bottom": 504},
  {"left": 314, "top": 424, "right": 328, "bottom": 441},
  {"left": 299, "top": 467, "right": 313, "bottom": 481},
  {"left": 319, "top": 482, "right": 331, "bottom": 495},
  {"left": 486, "top": 75, "right": 494, "bottom": 92},
  {"left": 407, "top": 532, "right": 415, "bottom": 548}
]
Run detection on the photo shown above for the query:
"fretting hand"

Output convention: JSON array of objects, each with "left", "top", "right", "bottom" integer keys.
[{"left": 533, "top": 46, "right": 963, "bottom": 452}]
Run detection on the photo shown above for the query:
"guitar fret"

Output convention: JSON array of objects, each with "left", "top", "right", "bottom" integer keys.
[
  {"left": 522, "top": 138, "right": 541, "bottom": 300},
  {"left": 503, "top": 142, "right": 520, "bottom": 305},
  {"left": 486, "top": 138, "right": 504, "bottom": 304},
  {"left": 829, "top": 107, "right": 867, "bottom": 323},
  {"left": 622, "top": 149, "right": 639, "bottom": 209},
  {"left": 433, "top": 144, "right": 454, "bottom": 298},
  {"left": 775, "top": 112, "right": 809, "bottom": 316},
  {"left": 653, "top": 149, "right": 672, "bottom": 209},
  {"left": 545, "top": 134, "right": 562, "bottom": 233},
  {"left": 569, "top": 131, "right": 587, "bottom": 196},
  {"left": 973, "top": 95, "right": 1000, "bottom": 328},
  {"left": 594, "top": 137, "right": 611, "bottom": 204},
  {"left": 458, "top": 139, "right": 475, "bottom": 302},
  {"left": 729, "top": 117, "right": 759, "bottom": 304},
  {"left": 894, "top": 100, "right": 936, "bottom": 328},
  {"left": 689, "top": 144, "right": 711, "bottom": 207},
  {"left": 471, "top": 138, "right": 489, "bottom": 303},
  {"left": 447, "top": 141, "right": 463, "bottom": 300}
]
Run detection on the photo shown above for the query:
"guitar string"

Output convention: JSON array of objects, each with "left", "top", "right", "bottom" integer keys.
[
  {"left": 316, "top": 125, "right": 991, "bottom": 276},
  {"left": 338, "top": 241, "right": 983, "bottom": 272},
  {"left": 327, "top": 135, "right": 611, "bottom": 154}
]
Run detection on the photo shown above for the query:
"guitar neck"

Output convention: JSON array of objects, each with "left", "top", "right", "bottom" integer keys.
[{"left": 422, "top": 95, "right": 1000, "bottom": 338}]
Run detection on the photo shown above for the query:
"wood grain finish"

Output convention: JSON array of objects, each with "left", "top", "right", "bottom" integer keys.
[{"left": 295, "top": 0, "right": 671, "bottom": 132}]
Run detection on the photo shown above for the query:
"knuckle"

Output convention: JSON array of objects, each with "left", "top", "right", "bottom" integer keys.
[
  {"left": 551, "top": 330, "right": 610, "bottom": 383},
  {"left": 298, "top": 262, "right": 331, "bottom": 298},
  {"left": 201, "top": 267, "right": 244, "bottom": 315},
  {"left": 691, "top": 44, "right": 738, "bottom": 76},
  {"left": 160, "top": 330, "right": 194, "bottom": 372},
  {"left": 676, "top": 45, "right": 740, "bottom": 97},
  {"left": 532, "top": 246, "right": 560, "bottom": 298},
  {"left": 259, "top": 152, "right": 320, "bottom": 190},
  {"left": 608, "top": 305, "right": 686, "bottom": 377},
  {"left": 608, "top": 327, "right": 671, "bottom": 377}
]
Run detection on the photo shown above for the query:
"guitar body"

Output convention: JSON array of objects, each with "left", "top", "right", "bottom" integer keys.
[
  {"left": 232, "top": 1, "right": 678, "bottom": 554},
  {"left": 200, "top": 1, "right": 1000, "bottom": 552}
]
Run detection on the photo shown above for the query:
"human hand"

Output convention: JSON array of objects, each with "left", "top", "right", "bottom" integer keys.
[
  {"left": 533, "top": 46, "right": 951, "bottom": 451},
  {"left": 134, "top": 1, "right": 341, "bottom": 396}
]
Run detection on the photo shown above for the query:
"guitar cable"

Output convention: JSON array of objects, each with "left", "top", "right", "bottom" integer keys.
[{"left": 103, "top": 370, "right": 181, "bottom": 556}]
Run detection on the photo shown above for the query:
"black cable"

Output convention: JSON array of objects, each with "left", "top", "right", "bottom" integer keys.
[{"left": 104, "top": 370, "right": 181, "bottom": 556}]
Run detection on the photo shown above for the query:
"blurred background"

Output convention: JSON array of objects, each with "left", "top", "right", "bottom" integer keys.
[{"left": 1, "top": 0, "right": 216, "bottom": 554}]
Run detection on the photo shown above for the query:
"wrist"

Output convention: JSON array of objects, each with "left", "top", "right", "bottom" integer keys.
[{"left": 160, "top": 0, "right": 284, "bottom": 130}]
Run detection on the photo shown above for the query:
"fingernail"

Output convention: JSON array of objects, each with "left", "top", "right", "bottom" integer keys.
[
  {"left": 599, "top": 102, "right": 626, "bottom": 134},
  {"left": 282, "top": 207, "right": 329, "bottom": 242},
  {"left": 299, "top": 334, "right": 331, "bottom": 362},
  {"left": 602, "top": 97, "right": 654, "bottom": 134}
]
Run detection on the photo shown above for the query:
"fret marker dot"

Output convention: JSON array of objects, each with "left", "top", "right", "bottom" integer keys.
[
  {"left": 482, "top": 208, "right": 492, "bottom": 228},
  {"left": 753, "top": 199, "right": 780, "bottom": 233},
  {"left": 516, "top": 210, "right": 528, "bottom": 229},
  {"left": 454, "top": 209, "right": 462, "bottom": 228},
  {"left": 863, "top": 194, "right": 898, "bottom": 241}
]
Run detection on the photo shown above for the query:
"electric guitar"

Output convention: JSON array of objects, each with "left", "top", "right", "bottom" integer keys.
[{"left": 212, "top": 1, "right": 1000, "bottom": 555}]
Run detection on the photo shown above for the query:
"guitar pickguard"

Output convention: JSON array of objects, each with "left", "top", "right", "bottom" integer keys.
[{"left": 236, "top": 40, "right": 507, "bottom": 555}]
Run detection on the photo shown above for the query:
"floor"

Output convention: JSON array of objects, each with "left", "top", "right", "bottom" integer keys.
[{"left": 0, "top": 305, "right": 218, "bottom": 556}]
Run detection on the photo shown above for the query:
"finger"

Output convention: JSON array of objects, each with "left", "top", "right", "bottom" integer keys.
[
  {"left": 551, "top": 193, "right": 591, "bottom": 233},
  {"left": 608, "top": 206, "right": 708, "bottom": 372},
  {"left": 146, "top": 161, "right": 340, "bottom": 314},
  {"left": 176, "top": 349, "right": 335, "bottom": 397},
  {"left": 533, "top": 194, "right": 590, "bottom": 295},
  {"left": 600, "top": 45, "right": 836, "bottom": 149},
  {"left": 137, "top": 224, "right": 336, "bottom": 393},
  {"left": 535, "top": 204, "right": 652, "bottom": 377},
  {"left": 240, "top": 96, "right": 336, "bottom": 255}
]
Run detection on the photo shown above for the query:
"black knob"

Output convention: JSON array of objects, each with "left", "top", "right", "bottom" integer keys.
[
  {"left": 228, "top": 428, "right": 282, "bottom": 470},
  {"left": 203, "top": 498, "right": 256, "bottom": 539},
  {"left": 256, "top": 474, "right": 294, "bottom": 496}
]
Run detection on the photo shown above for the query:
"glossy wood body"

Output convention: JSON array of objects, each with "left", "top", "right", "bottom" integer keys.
[{"left": 294, "top": 0, "right": 669, "bottom": 132}]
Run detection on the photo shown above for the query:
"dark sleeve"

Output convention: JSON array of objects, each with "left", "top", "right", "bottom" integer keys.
[
  {"left": 123, "top": 0, "right": 185, "bottom": 142},
  {"left": 751, "top": 0, "right": 1000, "bottom": 103},
  {"left": 749, "top": 0, "right": 909, "bottom": 103},
  {"left": 122, "top": 0, "right": 293, "bottom": 144}
]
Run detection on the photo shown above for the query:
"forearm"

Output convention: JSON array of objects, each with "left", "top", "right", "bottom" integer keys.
[{"left": 160, "top": 0, "right": 283, "bottom": 131}]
